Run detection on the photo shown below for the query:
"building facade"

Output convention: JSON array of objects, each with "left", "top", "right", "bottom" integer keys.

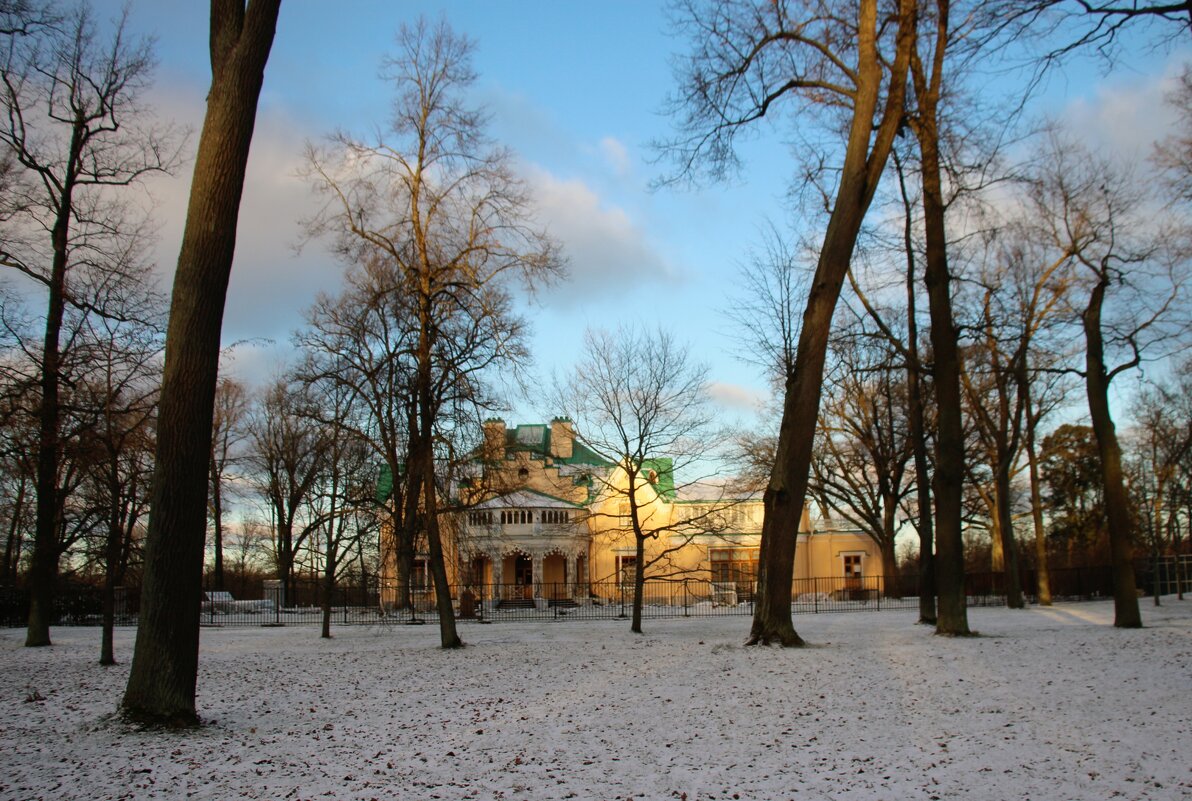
[{"left": 381, "top": 418, "right": 882, "bottom": 608}]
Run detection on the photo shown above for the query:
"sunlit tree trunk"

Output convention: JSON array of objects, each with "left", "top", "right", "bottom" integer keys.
[{"left": 1082, "top": 277, "right": 1141, "bottom": 628}]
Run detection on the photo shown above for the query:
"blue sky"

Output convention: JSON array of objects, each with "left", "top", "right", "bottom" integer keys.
[{"left": 91, "top": 1, "right": 1189, "bottom": 429}]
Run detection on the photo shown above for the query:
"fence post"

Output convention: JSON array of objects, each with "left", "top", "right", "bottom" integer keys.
[
  {"left": 814, "top": 577, "right": 819, "bottom": 614},
  {"left": 683, "top": 580, "right": 689, "bottom": 616}
]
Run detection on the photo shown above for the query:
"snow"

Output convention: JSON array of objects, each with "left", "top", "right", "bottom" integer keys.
[{"left": 2, "top": 599, "right": 1190, "bottom": 801}]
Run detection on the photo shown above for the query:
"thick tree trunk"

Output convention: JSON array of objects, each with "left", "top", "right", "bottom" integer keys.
[
  {"left": 994, "top": 464, "right": 1024, "bottom": 608},
  {"left": 912, "top": 0, "right": 970, "bottom": 636},
  {"left": 122, "top": 0, "right": 281, "bottom": 726},
  {"left": 748, "top": 0, "right": 912, "bottom": 646},
  {"left": 919, "top": 132, "right": 969, "bottom": 635},
  {"left": 1082, "top": 278, "right": 1141, "bottom": 628}
]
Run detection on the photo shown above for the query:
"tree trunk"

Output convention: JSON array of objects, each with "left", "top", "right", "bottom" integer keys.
[
  {"left": 100, "top": 470, "right": 125, "bottom": 666},
  {"left": 209, "top": 452, "right": 225, "bottom": 590},
  {"left": 420, "top": 433, "right": 460, "bottom": 648},
  {"left": 3, "top": 473, "right": 27, "bottom": 584},
  {"left": 748, "top": 0, "right": 913, "bottom": 646},
  {"left": 897, "top": 154, "right": 936, "bottom": 625},
  {"left": 994, "top": 463, "right": 1024, "bottom": 608},
  {"left": 990, "top": 514, "right": 1005, "bottom": 572},
  {"left": 881, "top": 498, "right": 901, "bottom": 598},
  {"left": 631, "top": 528, "right": 646, "bottom": 634},
  {"left": 320, "top": 552, "right": 335, "bottom": 638},
  {"left": 1024, "top": 382, "right": 1052, "bottom": 605},
  {"left": 1082, "top": 277, "right": 1141, "bottom": 628},
  {"left": 919, "top": 170, "right": 970, "bottom": 631},
  {"left": 122, "top": 0, "right": 281, "bottom": 726},
  {"left": 26, "top": 142, "right": 79, "bottom": 648},
  {"left": 912, "top": 0, "right": 970, "bottom": 636},
  {"left": 880, "top": 535, "right": 900, "bottom": 599},
  {"left": 276, "top": 520, "right": 294, "bottom": 606}
]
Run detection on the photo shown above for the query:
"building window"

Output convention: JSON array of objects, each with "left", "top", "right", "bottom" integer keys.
[
  {"left": 843, "top": 553, "right": 863, "bottom": 579},
  {"left": 710, "top": 547, "right": 759, "bottom": 586},
  {"left": 616, "top": 554, "right": 637, "bottom": 589},
  {"left": 542, "top": 509, "right": 570, "bottom": 524},
  {"left": 500, "top": 509, "right": 531, "bottom": 525},
  {"left": 468, "top": 510, "right": 494, "bottom": 526},
  {"left": 411, "top": 559, "right": 430, "bottom": 592}
]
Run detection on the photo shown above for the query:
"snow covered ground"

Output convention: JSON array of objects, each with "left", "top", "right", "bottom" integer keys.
[{"left": 2, "top": 599, "right": 1190, "bottom": 801}]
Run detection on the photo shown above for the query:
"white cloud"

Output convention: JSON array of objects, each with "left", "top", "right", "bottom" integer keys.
[
  {"left": 139, "top": 81, "right": 343, "bottom": 351},
  {"left": 525, "top": 167, "right": 679, "bottom": 306},
  {"left": 1059, "top": 55, "right": 1188, "bottom": 160},
  {"left": 706, "top": 380, "right": 766, "bottom": 411},
  {"left": 598, "top": 136, "right": 631, "bottom": 177}
]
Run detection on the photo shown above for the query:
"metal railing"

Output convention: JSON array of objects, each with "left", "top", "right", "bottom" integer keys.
[{"left": 0, "top": 563, "right": 1158, "bottom": 629}]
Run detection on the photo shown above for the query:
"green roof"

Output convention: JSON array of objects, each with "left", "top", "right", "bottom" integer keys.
[
  {"left": 376, "top": 464, "right": 393, "bottom": 503},
  {"left": 504, "top": 423, "right": 613, "bottom": 468},
  {"left": 640, "top": 457, "right": 676, "bottom": 501},
  {"left": 375, "top": 462, "right": 405, "bottom": 504}
]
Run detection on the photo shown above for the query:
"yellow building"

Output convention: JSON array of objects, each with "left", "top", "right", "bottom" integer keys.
[{"left": 383, "top": 418, "right": 882, "bottom": 608}]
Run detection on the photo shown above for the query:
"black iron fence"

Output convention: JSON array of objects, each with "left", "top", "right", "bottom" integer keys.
[{"left": 2, "top": 562, "right": 1167, "bottom": 629}]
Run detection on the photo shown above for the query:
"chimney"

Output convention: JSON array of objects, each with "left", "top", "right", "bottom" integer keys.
[
  {"left": 550, "top": 416, "right": 574, "bottom": 460},
  {"left": 482, "top": 418, "right": 506, "bottom": 462}
]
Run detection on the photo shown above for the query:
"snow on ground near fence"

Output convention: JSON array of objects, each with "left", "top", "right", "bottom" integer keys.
[{"left": 2, "top": 600, "right": 1190, "bottom": 801}]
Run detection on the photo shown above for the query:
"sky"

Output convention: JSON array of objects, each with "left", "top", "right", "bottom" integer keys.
[{"left": 84, "top": 1, "right": 1191, "bottom": 431}]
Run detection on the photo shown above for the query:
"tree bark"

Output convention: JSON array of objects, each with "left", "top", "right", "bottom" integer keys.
[
  {"left": 1082, "top": 277, "right": 1141, "bottom": 628},
  {"left": 896, "top": 151, "right": 937, "bottom": 625},
  {"left": 880, "top": 497, "right": 901, "bottom": 598},
  {"left": 994, "top": 463, "right": 1024, "bottom": 608},
  {"left": 631, "top": 519, "right": 646, "bottom": 634},
  {"left": 122, "top": 0, "right": 281, "bottom": 726},
  {"left": 209, "top": 450, "right": 225, "bottom": 590},
  {"left": 1023, "top": 372, "right": 1052, "bottom": 605},
  {"left": 910, "top": 0, "right": 970, "bottom": 636},
  {"left": 748, "top": 0, "right": 914, "bottom": 646},
  {"left": 2, "top": 474, "right": 27, "bottom": 584},
  {"left": 25, "top": 127, "right": 81, "bottom": 647}
]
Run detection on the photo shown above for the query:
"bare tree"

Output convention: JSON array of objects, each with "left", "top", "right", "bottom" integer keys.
[
  {"left": 1030, "top": 136, "right": 1190, "bottom": 627},
  {"left": 811, "top": 322, "right": 915, "bottom": 593},
  {"left": 1156, "top": 66, "right": 1192, "bottom": 205},
  {"left": 302, "top": 375, "right": 374, "bottom": 639},
  {"left": 555, "top": 325, "right": 726, "bottom": 634},
  {"left": 302, "top": 19, "right": 561, "bottom": 649},
  {"left": 124, "top": 0, "right": 281, "bottom": 727},
  {"left": 996, "top": 1, "right": 1191, "bottom": 62},
  {"left": 74, "top": 310, "right": 161, "bottom": 665},
  {"left": 293, "top": 258, "right": 419, "bottom": 611},
  {"left": 0, "top": 3, "right": 179, "bottom": 647},
  {"left": 244, "top": 375, "right": 326, "bottom": 607},
  {"left": 665, "top": 0, "right": 915, "bottom": 646},
  {"left": 208, "top": 375, "right": 248, "bottom": 590}
]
